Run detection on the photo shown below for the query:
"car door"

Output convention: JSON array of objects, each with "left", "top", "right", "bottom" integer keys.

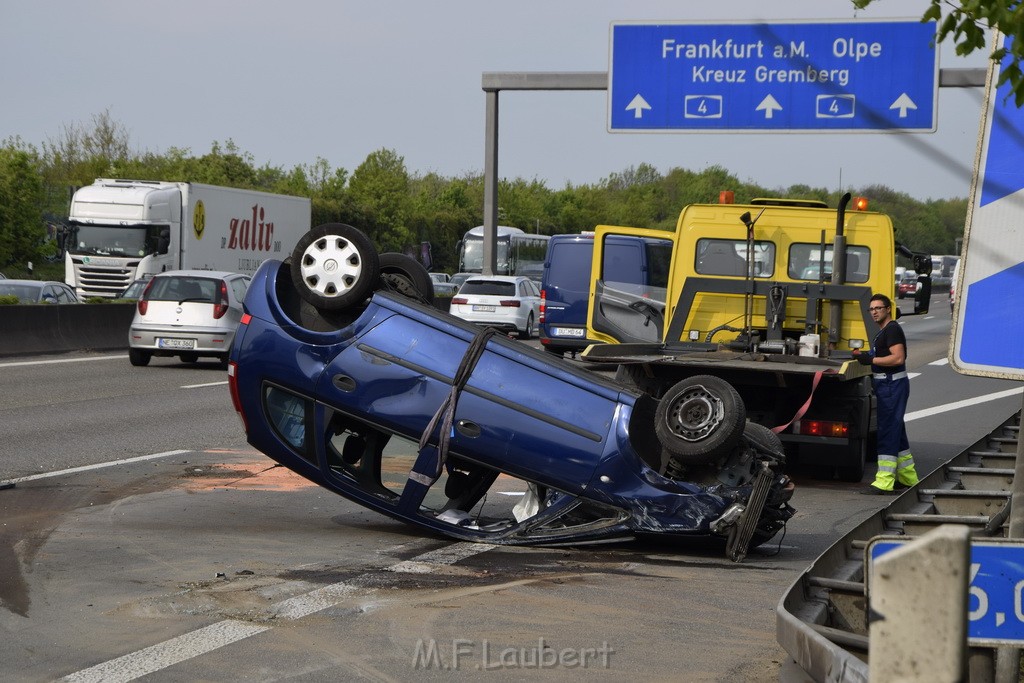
[{"left": 520, "top": 279, "right": 541, "bottom": 320}]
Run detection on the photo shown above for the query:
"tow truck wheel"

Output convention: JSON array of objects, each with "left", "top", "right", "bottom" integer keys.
[
  {"left": 654, "top": 375, "right": 745, "bottom": 464},
  {"left": 378, "top": 252, "right": 434, "bottom": 306},
  {"left": 837, "top": 438, "right": 867, "bottom": 482},
  {"left": 290, "top": 223, "right": 380, "bottom": 311}
]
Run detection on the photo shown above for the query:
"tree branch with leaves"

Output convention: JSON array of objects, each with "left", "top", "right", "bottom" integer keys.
[{"left": 855, "top": 1, "right": 1024, "bottom": 104}]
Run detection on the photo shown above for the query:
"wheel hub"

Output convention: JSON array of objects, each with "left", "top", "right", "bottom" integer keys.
[
  {"left": 301, "top": 238, "right": 363, "bottom": 298},
  {"left": 668, "top": 385, "right": 725, "bottom": 442}
]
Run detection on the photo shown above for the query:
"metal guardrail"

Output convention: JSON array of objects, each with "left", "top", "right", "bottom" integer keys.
[{"left": 777, "top": 411, "right": 1022, "bottom": 681}]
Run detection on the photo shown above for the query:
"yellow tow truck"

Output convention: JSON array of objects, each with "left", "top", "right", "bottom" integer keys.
[{"left": 583, "top": 192, "right": 932, "bottom": 481}]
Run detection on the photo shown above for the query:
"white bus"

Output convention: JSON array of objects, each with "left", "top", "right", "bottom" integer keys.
[{"left": 456, "top": 225, "right": 550, "bottom": 280}]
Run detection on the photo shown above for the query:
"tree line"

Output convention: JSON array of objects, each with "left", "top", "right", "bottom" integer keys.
[{"left": 0, "top": 110, "right": 967, "bottom": 276}]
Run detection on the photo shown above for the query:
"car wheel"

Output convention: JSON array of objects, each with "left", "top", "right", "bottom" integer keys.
[
  {"left": 129, "top": 348, "right": 151, "bottom": 367},
  {"left": 654, "top": 375, "right": 745, "bottom": 465},
  {"left": 378, "top": 252, "right": 434, "bottom": 306},
  {"left": 742, "top": 421, "right": 785, "bottom": 460},
  {"left": 218, "top": 354, "right": 230, "bottom": 370},
  {"left": 180, "top": 352, "right": 199, "bottom": 364},
  {"left": 518, "top": 312, "right": 534, "bottom": 340},
  {"left": 290, "top": 223, "right": 380, "bottom": 311}
]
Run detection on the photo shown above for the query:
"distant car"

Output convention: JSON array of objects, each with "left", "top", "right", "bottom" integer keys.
[
  {"left": 128, "top": 270, "right": 250, "bottom": 368},
  {"left": 897, "top": 271, "right": 920, "bottom": 299},
  {"left": 448, "top": 272, "right": 474, "bottom": 291},
  {"left": 949, "top": 259, "right": 961, "bottom": 313},
  {"left": 226, "top": 223, "right": 796, "bottom": 559},
  {"left": 428, "top": 272, "right": 450, "bottom": 284},
  {"left": 115, "top": 276, "right": 153, "bottom": 300},
  {"left": 432, "top": 282, "right": 459, "bottom": 297},
  {"left": 0, "top": 279, "right": 79, "bottom": 304},
  {"left": 449, "top": 275, "right": 541, "bottom": 339}
]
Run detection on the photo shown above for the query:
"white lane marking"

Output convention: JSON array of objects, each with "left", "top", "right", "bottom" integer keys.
[
  {"left": 908, "top": 372, "right": 921, "bottom": 380},
  {"left": 930, "top": 358, "right": 950, "bottom": 366},
  {"left": 906, "top": 387, "right": 1024, "bottom": 422},
  {"left": 0, "top": 450, "right": 190, "bottom": 486},
  {"left": 62, "top": 542, "right": 495, "bottom": 682},
  {"left": 63, "top": 621, "right": 270, "bottom": 683},
  {"left": 181, "top": 381, "right": 228, "bottom": 389},
  {"left": 0, "top": 354, "right": 127, "bottom": 368}
]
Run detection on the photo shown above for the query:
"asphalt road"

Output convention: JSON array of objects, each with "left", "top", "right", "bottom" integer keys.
[{"left": 1, "top": 294, "right": 1021, "bottom": 681}]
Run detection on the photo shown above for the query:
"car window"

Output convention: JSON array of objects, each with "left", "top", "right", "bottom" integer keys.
[
  {"left": 57, "top": 285, "right": 77, "bottom": 303},
  {"left": 149, "top": 276, "right": 218, "bottom": 302},
  {"left": 230, "top": 277, "right": 249, "bottom": 302},
  {"left": 695, "top": 239, "right": 775, "bottom": 277},
  {"left": 459, "top": 280, "right": 516, "bottom": 296},
  {"left": 789, "top": 244, "right": 870, "bottom": 284}
]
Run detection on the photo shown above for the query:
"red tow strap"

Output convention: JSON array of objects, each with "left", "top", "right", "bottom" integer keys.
[{"left": 771, "top": 370, "right": 827, "bottom": 434}]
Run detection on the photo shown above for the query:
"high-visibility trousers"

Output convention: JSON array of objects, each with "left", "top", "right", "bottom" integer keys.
[{"left": 869, "top": 374, "right": 919, "bottom": 491}]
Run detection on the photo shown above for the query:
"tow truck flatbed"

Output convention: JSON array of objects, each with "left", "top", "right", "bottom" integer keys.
[{"left": 581, "top": 341, "right": 870, "bottom": 381}]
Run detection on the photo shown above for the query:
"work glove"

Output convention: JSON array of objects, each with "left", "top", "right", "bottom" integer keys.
[{"left": 855, "top": 352, "right": 874, "bottom": 366}]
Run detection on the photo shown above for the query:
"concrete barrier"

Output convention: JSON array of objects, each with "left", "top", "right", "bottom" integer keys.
[
  {"left": 1, "top": 297, "right": 453, "bottom": 358},
  {"left": 0, "top": 303, "right": 135, "bottom": 357}
]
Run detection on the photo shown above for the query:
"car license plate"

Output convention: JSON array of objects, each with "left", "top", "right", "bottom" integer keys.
[
  {"left": 472, "top": 305, "right": 495, "bottom": 312},
  {"left": 158, "top": 338, "right": 196, "bottom": 350},
  {"left": 552, "top": 327, "right": 585, "bottom": 337}
]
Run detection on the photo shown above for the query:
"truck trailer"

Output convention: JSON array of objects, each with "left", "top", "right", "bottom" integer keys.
[
  {"left": 65, "top": 179, "right": 312, "bottom": 298},
  {"left": 582, "top": 192, "right": 933, "bottom": 482}
]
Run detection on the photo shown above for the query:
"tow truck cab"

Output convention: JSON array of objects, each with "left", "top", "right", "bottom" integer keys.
[{"left": 583, "top": 193, "right": 932, "bottom": 481}]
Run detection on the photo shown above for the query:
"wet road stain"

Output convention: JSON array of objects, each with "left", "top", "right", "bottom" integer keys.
[{"left": 0, "top": 456, "right": 316, "bottom": 617}]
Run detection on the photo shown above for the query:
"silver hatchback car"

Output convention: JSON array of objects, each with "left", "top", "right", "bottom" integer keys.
[{"left": 128, "top": 270, "right": 250, "bottom": 368}]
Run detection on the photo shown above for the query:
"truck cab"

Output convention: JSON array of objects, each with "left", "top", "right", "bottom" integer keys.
[
  {"left": 583, "top": 193, "right": 932, "bottom": 482},
  {"left": 65, "top": 180, "right": 180, "bottom": 298}
]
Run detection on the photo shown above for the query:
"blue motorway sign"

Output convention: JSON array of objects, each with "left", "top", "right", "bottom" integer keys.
[
  {"left": 952, "top": 33, "right": 1024, "bottom": 380},
  {"left": 609, "top": 20, "right": 938, "bottom": 132},
  {"left": 869, "top": 537, "right": 1024, "bottom": 646}
]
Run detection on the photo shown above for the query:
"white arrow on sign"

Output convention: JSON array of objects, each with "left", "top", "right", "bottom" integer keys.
[
  {"left": 625, "top": 93, "right": 651, "bottom": 119},
  {"left": 756, "top": 94, "right": 782, "bottom": 119},
  {"left": 889, "top": 93, "right": 918, "bottom": 118}
]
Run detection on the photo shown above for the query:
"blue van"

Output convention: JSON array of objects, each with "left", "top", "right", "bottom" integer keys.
[{"left": 539, "top": 233, "right": 672, "bottom": 357}]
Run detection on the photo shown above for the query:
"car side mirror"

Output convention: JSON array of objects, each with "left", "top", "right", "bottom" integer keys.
[{"left": 914, "top": 276, "right": 931, "bottom": 315}]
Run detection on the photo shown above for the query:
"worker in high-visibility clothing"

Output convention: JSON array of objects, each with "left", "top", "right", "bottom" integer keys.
[{"left": 854, "top": 293, "right": 919, "bottom": 494}]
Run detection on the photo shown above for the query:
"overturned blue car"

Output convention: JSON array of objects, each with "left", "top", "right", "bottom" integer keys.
[{"left": 228, "top": 224, "right": 795, "bottom": 561}]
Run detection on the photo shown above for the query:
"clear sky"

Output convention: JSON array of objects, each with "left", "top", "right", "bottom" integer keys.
[{"left": 0, "top": 1, "right": 991, "bottom": 201}]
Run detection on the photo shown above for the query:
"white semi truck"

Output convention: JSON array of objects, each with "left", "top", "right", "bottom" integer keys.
[{"left": 65, "top": 179, "right": 312, "bottom": 298}]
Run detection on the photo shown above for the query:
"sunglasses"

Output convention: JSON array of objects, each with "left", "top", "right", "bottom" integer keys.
[{"left": 868, "top": 306, "right": 887, "bottom": 311}]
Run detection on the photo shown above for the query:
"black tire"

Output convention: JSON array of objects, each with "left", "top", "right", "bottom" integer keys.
[
  {"left": 217, "top": 354, "right": 230, "bottom": 370},
  {"left": 128, "top": 348, "right": 151, "bottom": 367},
  {"left": 518, "top": 312, "right": 534, "bottom": 340},
  {"left": 377, "top": 252, "right": 434, "bottom": 306},
  {"left": 290, "top": 223, "right": 379, "bottom": 311},
  {"left": 180, "top": 352, "right": 198, "bottom": 364},
  {"left": 837, "top": 438, "right": 867, "bottom": 482},
  {"left": 743, "top": 421, "right": 785, "bottom": 460},
  {"left": 654, "top": 375, "right": 745, "bottom": 465}
]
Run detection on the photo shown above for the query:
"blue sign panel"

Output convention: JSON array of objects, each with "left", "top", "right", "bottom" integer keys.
[
  {"left": 609, "top": 20, "right": 938, "bottom": 132},
  {"left": 870, "top": 538, "right": 1024, "bottom": 646},
  {"left": 953, "top": 34, "right": 1024, "bottom": 380}
]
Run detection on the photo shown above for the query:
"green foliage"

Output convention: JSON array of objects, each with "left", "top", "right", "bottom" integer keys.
[
  {"left": 1, "top": 110, "right": 970, "bottom": 274},
  {"left": 854, "top": 0, "right": 1024, "bottom": 105},
  {"left": 0, "top": 142, "right": 48, "bottom": 267},
  {"left": 0, "top": 295, "right": 19, "bottom": 305}
]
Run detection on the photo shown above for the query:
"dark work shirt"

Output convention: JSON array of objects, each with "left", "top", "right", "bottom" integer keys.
[{"left": 871, "top": 320, "right": 907, "bottom": 373}]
